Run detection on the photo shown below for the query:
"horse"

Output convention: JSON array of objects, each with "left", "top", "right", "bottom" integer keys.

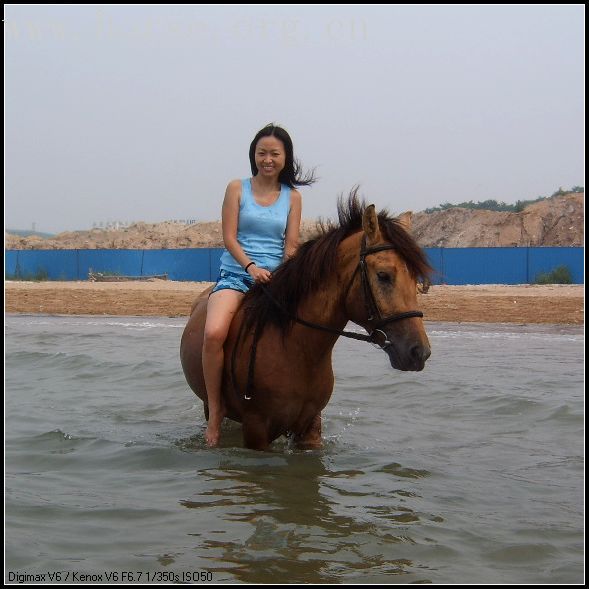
[{"left": 180, "top": 193, "right": 432, "bottom": 450}]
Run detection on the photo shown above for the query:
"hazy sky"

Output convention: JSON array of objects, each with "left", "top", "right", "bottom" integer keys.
[{"left": 5, "top": 4, "right": 585, "bottom": 233}]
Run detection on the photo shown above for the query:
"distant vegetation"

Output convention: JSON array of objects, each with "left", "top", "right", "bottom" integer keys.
[
  {"left": 424, "top": 187, "right": 583, "bottom": 214},
  {"left": 534, "top": 265, "right": 573, "bottom": 285},
  {"left": 6, "top": 268, "right": 49, "bottom": 281}
]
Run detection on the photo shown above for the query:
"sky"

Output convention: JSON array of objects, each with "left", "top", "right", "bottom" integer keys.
[{"left": 4, "top": 4, "right": 585, "bottom": 234}]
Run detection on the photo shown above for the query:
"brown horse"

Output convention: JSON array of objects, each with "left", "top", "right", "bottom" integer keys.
[{"left": 180, "top": 194, "right": 432, "bottom": 450}]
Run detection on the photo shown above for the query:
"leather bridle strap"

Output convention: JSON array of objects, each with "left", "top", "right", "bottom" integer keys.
[
  {"left": 358, "top": 237, "right": 424, "bottom": 329},
  {"left": 236, "top": 241, "right": 424, "bottom": 400}
]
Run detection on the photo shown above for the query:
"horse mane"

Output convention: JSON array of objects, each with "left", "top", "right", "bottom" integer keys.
[{"left": 241, "top": 189, "right": 432, "bottom": 338}]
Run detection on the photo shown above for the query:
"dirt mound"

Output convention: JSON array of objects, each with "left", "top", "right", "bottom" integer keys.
[
  {"left": 411, "top": 193, "right": 584, "bottom": 247},
  {"left": 5, "top": 221, "right": 225, "bottom": 251},
  {"left": 5, "top": 193, "right": 583, "bottom": 250}
]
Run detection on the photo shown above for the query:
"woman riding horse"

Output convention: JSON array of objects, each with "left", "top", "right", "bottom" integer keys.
[
  {"left": 180, "top": 194, "right": 432, "bottom": 451},
  {"left": 201, "top": 124, "right": 316, "bottom": 447}
]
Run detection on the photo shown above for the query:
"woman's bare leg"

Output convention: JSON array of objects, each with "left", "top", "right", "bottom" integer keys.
[{"left": 202, "top": 289, "right": 244, "bottom": 447}]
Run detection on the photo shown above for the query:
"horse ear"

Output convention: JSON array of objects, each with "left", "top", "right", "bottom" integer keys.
[
  {"left": 362, "top": 204, "right": 381, "bottom": 245},
  {"left": 397, "top": 211, "right": 413, "bottom": 231}
]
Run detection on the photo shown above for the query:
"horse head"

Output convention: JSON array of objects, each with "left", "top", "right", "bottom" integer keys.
[{"left": 344, "top": 204, "right": 431, "bottom": 371}]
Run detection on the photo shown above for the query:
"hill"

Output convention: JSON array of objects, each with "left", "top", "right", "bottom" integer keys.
[
  {"left": 411, "top": 192, "right": 584, "bottom": 247},
  {"left": 5, "top": 193, "right": 583, "bottom": 250}
]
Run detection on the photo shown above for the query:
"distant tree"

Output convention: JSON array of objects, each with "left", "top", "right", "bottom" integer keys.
[{"left": 424, "top": 188, "right": 580, "bottom": 214}]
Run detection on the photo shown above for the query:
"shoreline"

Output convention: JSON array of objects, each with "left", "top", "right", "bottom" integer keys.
[{"left": 4, "top": 281, "right": 584, "bottom": 325}]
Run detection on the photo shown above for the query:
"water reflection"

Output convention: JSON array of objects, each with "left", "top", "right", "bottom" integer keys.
[{"left": 180, "top": 448, "right": 431, "bottom": 583}]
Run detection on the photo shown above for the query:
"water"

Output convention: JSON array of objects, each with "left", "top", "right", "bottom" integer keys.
[{"left": 5, "top": 315, "right": 584, "bottom": 583}]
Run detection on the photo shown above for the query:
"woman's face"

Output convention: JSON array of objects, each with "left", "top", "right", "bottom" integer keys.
[{"left": 254, "top": 136, "right": 286, "bottom": 179}]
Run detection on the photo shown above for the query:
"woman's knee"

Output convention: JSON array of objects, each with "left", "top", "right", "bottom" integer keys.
[
  {"left": 204, "top": 291, "right": 242, "bottom": 351},
  {"left": 203, "top": 324, "right": 229, "bottom": 350}
]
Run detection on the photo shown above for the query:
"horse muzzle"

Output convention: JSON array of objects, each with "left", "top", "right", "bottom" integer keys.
[{"left": 382, "top": 339, "right": 431, "bottom": 371}]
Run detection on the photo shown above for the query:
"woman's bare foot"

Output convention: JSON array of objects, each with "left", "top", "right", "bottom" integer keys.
[{"left": 204, "top": 411, "right": 225, "bottom": 447}]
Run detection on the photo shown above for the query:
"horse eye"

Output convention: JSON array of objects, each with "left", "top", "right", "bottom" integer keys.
[{"left": 377, "top": 272, "right": 392, "bottom": 284}]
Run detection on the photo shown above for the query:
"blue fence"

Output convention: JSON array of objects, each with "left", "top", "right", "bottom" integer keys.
[
  {"left": 424, "top": 247, "right": 584, "bottom": 285},
  {"left": 5, "top": 247, "right": 584, "bottom": 284}
]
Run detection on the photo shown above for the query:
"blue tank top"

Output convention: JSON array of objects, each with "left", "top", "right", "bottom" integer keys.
[{"left": 219, "top": 178, "right": 291, "bottom": 274}]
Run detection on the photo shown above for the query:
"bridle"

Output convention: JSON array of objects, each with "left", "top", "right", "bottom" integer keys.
[
  {"left": 354, "top": 236, "right": 424, "bottom": 343},
  {"left": 235, "top": 236, "right": 424, "bottom": 400},
  {"left": 263, "top": 236, "right": 423, "bottom": 347}
]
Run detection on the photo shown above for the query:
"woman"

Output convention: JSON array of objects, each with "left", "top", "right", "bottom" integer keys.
[{"left": 203, "top": 124, "right": 317, "bottom": 447}]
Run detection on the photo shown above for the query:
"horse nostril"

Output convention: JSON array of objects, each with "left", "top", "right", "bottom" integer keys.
[
  {"left": 410, "top": 344, "right": 431, "bottom": 366},
  {"left": 422, "top": 345, "right": 431, "bottom": 362}
]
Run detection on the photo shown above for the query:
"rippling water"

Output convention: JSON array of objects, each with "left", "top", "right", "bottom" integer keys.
[{"left": 5, "top": 315, "right": 584, "bottom": 583}]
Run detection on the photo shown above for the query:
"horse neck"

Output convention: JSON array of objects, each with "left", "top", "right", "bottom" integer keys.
[{"left": 290, "top": 232, "right": 362, "bottom": 353}]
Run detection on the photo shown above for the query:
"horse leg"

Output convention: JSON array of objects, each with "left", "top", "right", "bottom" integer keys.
[
  {"left": 242, "top": 414, "right": 271, "bottom": 451},
  {"left": 294, "top": 413, "right": 322, "bottom": 450}
]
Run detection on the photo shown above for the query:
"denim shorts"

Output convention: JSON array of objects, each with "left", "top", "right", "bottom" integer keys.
[{"left": 211, "top": 269, "right": 254, "bottom": 295}]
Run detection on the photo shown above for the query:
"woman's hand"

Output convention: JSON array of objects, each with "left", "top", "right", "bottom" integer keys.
[{"left": 247, "top": 265, "right": 272, "bottom": 283}]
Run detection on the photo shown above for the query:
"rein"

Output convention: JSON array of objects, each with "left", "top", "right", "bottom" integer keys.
[
  {"left": 234, "top": 238, "right": 424, "bottom": 400},
  {"left": 258, "top": 285, "right": 423, "bottom": 345}
]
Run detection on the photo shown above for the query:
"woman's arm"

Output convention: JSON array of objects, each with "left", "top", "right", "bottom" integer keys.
[
  {"left": 221, "top": 180, "right": 250, "bottom": 268},
  {"left": 284, "top": 189, "right": 302, "bottom": 260},
  {"left": 221, "top": 180, "right": 272, "bottom": 282}
]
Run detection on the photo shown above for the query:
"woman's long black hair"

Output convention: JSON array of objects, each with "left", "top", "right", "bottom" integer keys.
[{"left": 249, "top": 124, "right": 317, "bottom": 188}]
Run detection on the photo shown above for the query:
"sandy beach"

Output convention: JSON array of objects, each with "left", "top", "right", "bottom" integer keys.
[{"left": 4, "top": 281, "right": 584, "bottom": 325}]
